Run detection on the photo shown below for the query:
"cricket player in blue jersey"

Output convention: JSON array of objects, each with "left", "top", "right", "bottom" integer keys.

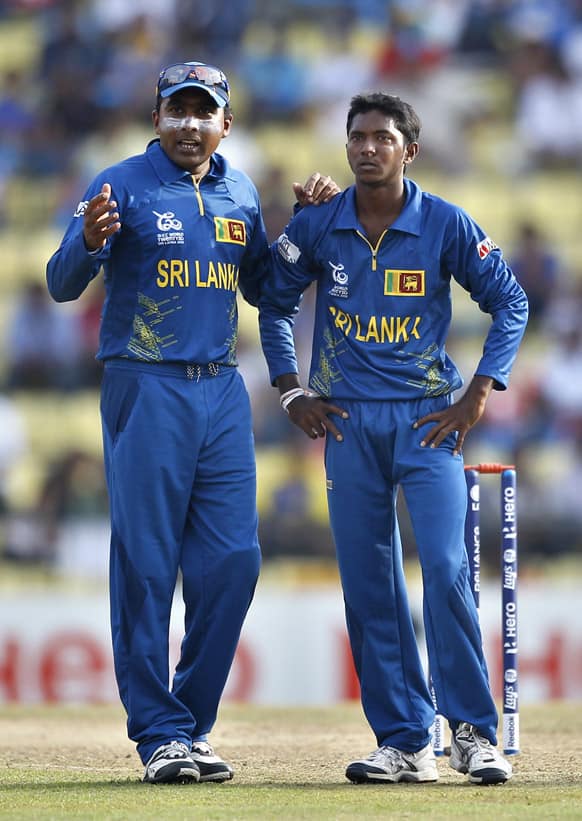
[
  {"left": 46, "top": 61, "right": 339, "bottom": 785},
  {"left": 260, "top": 93, "right": 528, "bottom": 785}
]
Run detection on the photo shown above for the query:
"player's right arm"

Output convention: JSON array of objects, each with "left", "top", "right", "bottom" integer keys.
[
  {"left": 259, "top": 213, "right": 347, "bottom": 442},
  {"left": 46, "top": 180, "right": 120, "bottom": 303},
  {"left": 259, "top": 212, "right": 318, "bottom": 382},
  {"left": 276, "top": 371, "right": 348, "bottom": 442},
  {"left": 82, "top": 183, "right": 121, "bottom": 253}
]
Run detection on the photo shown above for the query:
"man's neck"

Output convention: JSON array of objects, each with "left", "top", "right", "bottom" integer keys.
[
  {"left": 356, "top": 178, "right": 405, "bottom": 213},
  {"left": 355, "top": 179, "right": 407, "bottom": 240}
]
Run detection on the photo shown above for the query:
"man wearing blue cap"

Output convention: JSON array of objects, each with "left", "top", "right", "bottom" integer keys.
[{"left": 46, "top": 61, "right": 339, "bottom": 785}]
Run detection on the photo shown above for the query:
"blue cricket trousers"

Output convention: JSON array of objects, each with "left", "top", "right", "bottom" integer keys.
[
  {"left": 324, "top": 395, "right": 498, "bottom": 752},
  {"left": 100, "top": 360, "right": 261, "bottom": 764}
]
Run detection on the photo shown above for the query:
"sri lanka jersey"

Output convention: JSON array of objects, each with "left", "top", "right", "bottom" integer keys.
[
  {"left": 259, "top": 178, "right": 528, "bottom": 400},
  {"left": 47, "top": 141, "right": 269, "bottom": 365}
]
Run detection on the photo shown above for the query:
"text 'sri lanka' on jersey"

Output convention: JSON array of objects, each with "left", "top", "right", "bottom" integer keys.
[
  {"left": 259, "top": 179, "right": 528, "bottom": 401},
  {"left": 46, "top": 142, "right": 270, "bottom": 366}
]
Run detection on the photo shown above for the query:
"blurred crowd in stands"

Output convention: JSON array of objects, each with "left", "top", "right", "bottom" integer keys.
[{"left": 1, "top": 0, "right": 582, "bottom": 574}]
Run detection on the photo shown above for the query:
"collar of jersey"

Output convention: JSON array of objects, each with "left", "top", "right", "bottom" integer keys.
[
  {"left": 333, "top": 177, "right": 423, "bottom": 236},
  {"left": 146, "top": 139, "right": 237, "bottom": 184}
]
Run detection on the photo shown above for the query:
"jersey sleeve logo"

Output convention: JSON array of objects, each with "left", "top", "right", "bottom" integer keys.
[
  {"left": 476, "top": 236, "right": 498, "bottom": 259},
  {"left": 384, "top": 270, "right": 425, "bottom": 296},
  {"left": 214, "top": 217, "right": 246, "bottom": 245},
  {"left": 277, "top": 233, "right": 301, "bottom": 263},
  {"left": 73, "top": 200, "right": 89, "bottom": 218}
]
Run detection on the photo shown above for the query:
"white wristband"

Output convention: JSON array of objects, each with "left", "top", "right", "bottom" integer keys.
[{"left": 280, "top": 387, "right": 307, "bottom": 413}]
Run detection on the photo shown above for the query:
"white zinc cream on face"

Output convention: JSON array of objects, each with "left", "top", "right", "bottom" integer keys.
[{"left": 163, "top": 116, "right": 200, "bottom": 129}]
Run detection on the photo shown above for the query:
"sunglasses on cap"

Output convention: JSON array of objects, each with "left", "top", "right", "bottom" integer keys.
[{"left": 156, "top": 63, "right": 230, "bottom": 107}]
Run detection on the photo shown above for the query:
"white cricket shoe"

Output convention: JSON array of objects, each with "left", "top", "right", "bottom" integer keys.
[
  {"left": 191, "top": 741, "right": 234, "bottom": 782},
  {"left": 450, "top": 723, "right": 513, "bottom": 784},
  {"left": 143, "top": 740, "right": 200, "bottom": 784},
  {"left": 346, "top": 742, "right": 438, "bottom": 783}
]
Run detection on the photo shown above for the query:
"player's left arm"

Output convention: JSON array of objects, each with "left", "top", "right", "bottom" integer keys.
[
  {"left": 450, "top": 211, "right": 529, "bottom": 389},
  {"left": 414, "top": 209, "right": 528, "bottom": 454},
  {"left": 293, "top": 172, "right": 341, "bottom": 206},
  {"left": 414, "top": 375, "right": 494, "bottom": 455},
  {"left": 238, "top": 234, "right": 268, "bottom": 307},
  {"left": 238, "top": 174, "right": 340, "bottom": 307}
]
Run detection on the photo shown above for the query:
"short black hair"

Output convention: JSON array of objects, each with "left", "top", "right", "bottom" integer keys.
[{"left": 346, "top": 93, "right": 421, "bottom": 145}]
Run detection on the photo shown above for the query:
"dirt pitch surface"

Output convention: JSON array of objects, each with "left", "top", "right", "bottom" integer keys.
[{"left": 0, "top": 701, "right": 581, "bottom": 818}]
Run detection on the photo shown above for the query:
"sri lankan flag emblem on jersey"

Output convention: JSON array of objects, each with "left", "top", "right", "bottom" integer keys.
[
  {"left": 214, "top": 217, "right": 246, "bottom": 245},
  {"left": 384, "top": 269, "right": 425, "bottom": 296}
]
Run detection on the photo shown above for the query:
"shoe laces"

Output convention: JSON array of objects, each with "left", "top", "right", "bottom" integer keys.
[
  {"left": 456, "top": 723, "right": 493, "bottom": 753},
  {"left": 163, "top": 741, "right": 190, "bottom": 759},
  {"left": 368, "top": 746, "right": 402, "bottom": 766},
  {"left": 192, "top": 741, "right": 214, "bottom": 756}
]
